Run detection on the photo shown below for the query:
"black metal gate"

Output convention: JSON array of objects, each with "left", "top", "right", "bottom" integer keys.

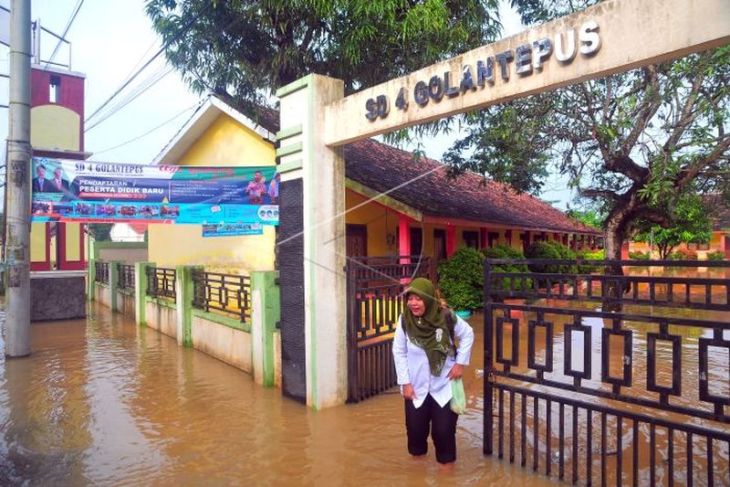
[
  {"left": 345, "top": 256, "right": 434, "bottom": 403},
  {"left": 483, "top": 259, "right": 730, "bottom": 486}
]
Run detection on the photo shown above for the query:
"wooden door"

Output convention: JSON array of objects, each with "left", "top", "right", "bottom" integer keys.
[{"left": 346, "top": 224, "right": 368, "bottom": 258}]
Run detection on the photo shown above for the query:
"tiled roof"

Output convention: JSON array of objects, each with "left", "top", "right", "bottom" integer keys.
[
  {"left": 344, "top": 138, "right": 599, "bottom": 235},
  {"left": 128, "top": 223, "right": 148, "bottom": 235},
  {"left": 214, "top": 95, "right": 280, "bottom": 134}
]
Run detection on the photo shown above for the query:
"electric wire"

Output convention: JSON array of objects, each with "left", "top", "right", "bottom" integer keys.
[
  {"left": 85, "top": 3, "right": 213, "bottom": 125},
  {"left": 84, "top": 65, "right": 174, "bottom": 133},
  {"left": 44, "top": 0, "right": 84, "bottom": 69},
  {"left": 92, "top": 101, "right": 202, "bottom": 156}
]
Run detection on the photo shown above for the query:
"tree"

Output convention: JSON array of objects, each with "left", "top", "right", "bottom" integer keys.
[
  {"left": 565, "top": 208, "right": 604, "bottom": 230},
  {"left": 146, "top": 0, "right": 501, "bottom": 113},
  {"left": 443, "top": 0, "right": 730, "bottom": 265},
  {"left": 87, "top": 223, "right": 113, "bottom": 242},
  {"left": 633, "top": 194, "right": 712, "bottom": 259}
]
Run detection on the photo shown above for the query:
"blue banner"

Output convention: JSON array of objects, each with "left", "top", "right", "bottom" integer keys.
[
  {"left": 202, "top": 223, "right": 264, "bottom": 237},
  {"left": 31, "top": 157, "right": 280, "bottom": 225}
]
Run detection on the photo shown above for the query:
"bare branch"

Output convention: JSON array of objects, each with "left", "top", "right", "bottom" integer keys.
[
  {"left": 622, "top": 65, "right": 662, "bottom": 153},
  {"left": 579, "top": 188, "right": 622, "bottom": 201},
  {"left": 604, "top": 154, "right": 650, "bottom": 182},
  {"left": 676, "top": 136, "right": 730, "bottom": 188}
]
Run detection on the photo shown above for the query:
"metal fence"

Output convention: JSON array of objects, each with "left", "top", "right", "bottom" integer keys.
[
  {"left": 192, "top": 270, "right": 252, "bottom": 322},
  {"left": 145, "top": 266, "right": 176, "bottom": 301},
  {"left": 346, "top": 255, "right": 434, "bottom": 403},
  {"left": 483, "top": 259, "right": 730, "bottom": 486},
  {"left": 117, "top": 264, "right": 135, "bottom": 292},
  {"left": 95, "top": 261, "right": 109, "bottom": 284}
]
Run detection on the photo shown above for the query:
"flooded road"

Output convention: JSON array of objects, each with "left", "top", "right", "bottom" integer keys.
[{"left": 0, "top": 303, "right": 553, "bottom": 486}]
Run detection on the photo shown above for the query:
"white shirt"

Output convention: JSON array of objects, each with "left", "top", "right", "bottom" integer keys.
[{"left": 392, "top": 314, "right": 475, "bottom": 409}]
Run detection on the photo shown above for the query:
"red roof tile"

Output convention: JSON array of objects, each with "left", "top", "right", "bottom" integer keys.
[
  {"left": 128, "top": 223, "right": 148, "bottom": 235},
  {"left": 344, "top": 138, "right": 599, "bottom": 235}
]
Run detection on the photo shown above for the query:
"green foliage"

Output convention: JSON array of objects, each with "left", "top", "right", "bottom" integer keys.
[
  {"left": 668, "top": 248, "right": 698, "bottom": 261},
  {"left": 579, "top": 249, "right": 605, "bottom": 260},
  {"left": 146, "top": 0, "right": 501, "bottom": 107},
  {"left": 633, "top": 194, "right": 712, "bottom": 259},
  {"left": 629, "top": 251, "right": 651, "bottom": 261},
  {"left": 438, "top": 247, "right": 484, "bottom": 310},
  {"left": 88, "top": 224, "right": 113, "bottom": 242},
  {"left": 707, "top": 251, "right": 725, "bottom": 261},
  {"left": 482, "top": 244, "right": 525, "bottom": 260},
  {"left": 524, "top": 240, "right": 578, "bottom": 275},
  {"left": 524, "top": 241, "right": 561, "bottom": 272},
  {"left": 443, "top": 100, "right": 551, "bottom": 194},
  {"left": 482, "top": 244, "right": 532, "bottom": 292},
  {"left": 566, "top": 209, "right": 604, "bottom": 229},
  {"left": 577, "top": 248, "right": 604, "bottom": 273}
]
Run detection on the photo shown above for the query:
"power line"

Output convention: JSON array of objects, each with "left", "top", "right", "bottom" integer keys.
[
  {"left": 85, "top": 4, "right": 213, "bottom": 125},
  {"left": 92, "top": 101, "right": 202, "bottom": 156},
  {"left": 45, "top": 0, "right": 85, "bottom": 69},
  {"left": 85, "top": 65, "right": 173, "bottom": 133}
]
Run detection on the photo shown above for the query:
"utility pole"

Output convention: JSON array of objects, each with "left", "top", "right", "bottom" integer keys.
[{"left": 4, "top": 0, "right": 32, "bottom": 357}]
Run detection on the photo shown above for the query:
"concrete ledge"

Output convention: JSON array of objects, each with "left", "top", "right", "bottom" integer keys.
[
  {"left": 191, "top": 308, "right": 251, "bottom": 332},
  {"left": 31, "top": 270, "right": 86, "bottom": 279},
  {"left": 145, "top": 296, "right": 176, "bottom": 309}
]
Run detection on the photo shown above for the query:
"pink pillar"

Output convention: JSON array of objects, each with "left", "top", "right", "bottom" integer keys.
[
  {"left": 621, "top": 241, "right": 630, "bottom": 260},
  {"left": 723, "top": 234, "right": 730, "bottom": 259},
  {"left": 480, "top": 228, "right": 489, "bottom": 249},
  {"left": 398, "top": 214, "right": 411, "bottom": 260},
  {"left": 446, "top": 225, "right": 456, "bottom": 257}
]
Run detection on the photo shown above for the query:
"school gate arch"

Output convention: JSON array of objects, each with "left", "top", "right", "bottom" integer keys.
[{"left": 273, "top": 0, "right": 730, "bottom": 410}]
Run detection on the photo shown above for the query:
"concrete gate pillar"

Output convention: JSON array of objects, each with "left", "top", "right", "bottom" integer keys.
[{"left": 276, "top": 74, "right": 347, "bottom": 409}]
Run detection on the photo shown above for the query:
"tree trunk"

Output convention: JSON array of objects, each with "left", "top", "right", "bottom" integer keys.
[{"left": 603, "top": 213, "right": 630, "bottom": 311}]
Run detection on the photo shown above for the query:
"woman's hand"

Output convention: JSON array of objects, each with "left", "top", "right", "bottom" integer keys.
[
  {"left": 402, "top": 383, "right": 417, "bottom": 400},
  {"left": 447, "top": 364, "right": 464, "bottom": 380}
]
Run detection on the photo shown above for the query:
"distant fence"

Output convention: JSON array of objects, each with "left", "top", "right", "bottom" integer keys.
[
  {"left": 95, "top": 261, "right": 109, "bottom": 284},
  {"left": 146, "top": 266, "right": 176, "bottom": 301},
  {"left": 192, "top": 270, "right": 252, "bottom": 322},
  {"left": 117, "top": 264, "right": 135, "bottom": 292}
]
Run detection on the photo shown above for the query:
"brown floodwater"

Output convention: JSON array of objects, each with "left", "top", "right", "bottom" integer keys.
[{"left": 0, "top": 302, "right": 556, "bottom": 486}]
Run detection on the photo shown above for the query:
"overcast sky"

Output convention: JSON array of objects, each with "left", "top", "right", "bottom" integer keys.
[{"left": 0, "top": 0, "right": 572, "bottom": 208}]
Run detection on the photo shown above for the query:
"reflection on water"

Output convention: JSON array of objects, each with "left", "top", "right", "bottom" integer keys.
[{"left": 0, "top": 304, "right": 554, "bottom": 486}]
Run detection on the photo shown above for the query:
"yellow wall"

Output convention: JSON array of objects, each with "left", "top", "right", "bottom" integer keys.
[
  {"left": 148, "top": 113, "right": 277, "bottom": 271},
  {"left": 66, "top": 222, "right": 81, "bottom": 261},
  {"left": 31, "top": 222, "right": 46, "bottom": 262},
  {"left": 345, "top": 190, "right": 398, "bottom": 256},
  {"left": 30, "top": 105, "right": 80, "bottom": 151},
  {"left": 178, "top": 115, "right": 274, "bottom": 167}
]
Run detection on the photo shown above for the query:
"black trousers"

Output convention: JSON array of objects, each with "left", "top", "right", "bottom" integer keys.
[{"left": 404, "top": 394, "right": 459, "bottom": 464}]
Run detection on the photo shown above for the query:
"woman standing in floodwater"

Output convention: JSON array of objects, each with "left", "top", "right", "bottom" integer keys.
[{"left": 392, "top": 277, "right": 475, "bottom": 467}]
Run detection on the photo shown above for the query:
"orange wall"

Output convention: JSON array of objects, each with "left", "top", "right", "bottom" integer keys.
[{"left": 629, "top": 230, "right": 726, "bottom": 259}]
